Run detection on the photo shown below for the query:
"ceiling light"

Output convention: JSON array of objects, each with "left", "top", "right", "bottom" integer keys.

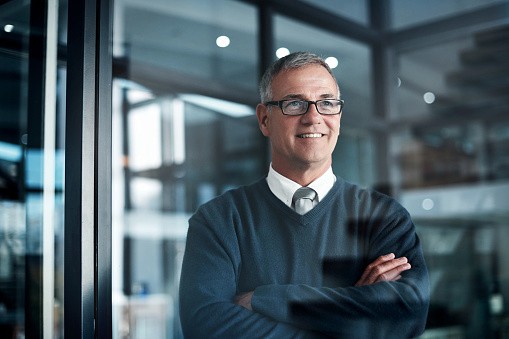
[
  {"left": 4, "top": 24, "right": 14, "bottom": 33},
  {"left": 422, "top": 198, "right": 434, "bottom": 211},
  {"left": 276, "top": 47, "right": 290, "bottom": 59},
  {"left": 216, "top": 35, "right": 230, "bottom": 48},
  {"left": 325, "top": 57, "right": 338, "bottom": 69},
  {"left": 423, "top": 92, "right": 435, "bottom": 104}
]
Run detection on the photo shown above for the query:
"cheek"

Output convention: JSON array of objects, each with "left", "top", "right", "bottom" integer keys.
[{"left": 328, "top": 119, "right": 341, "bottom": 135}]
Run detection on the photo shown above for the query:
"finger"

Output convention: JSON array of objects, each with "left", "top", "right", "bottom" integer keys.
[
  {"left": 370, "top": 253, "right": 396, "bottom": 266},
  {"left": 373, "top": 263, "right": 411, "bottom": 283},
  {"left": 356, "top": 262, "right": 409, "bottom": 286},
  {"left": 356, "top": 253, "right": 395, "bottom": 285},
  {"left": 357, "top": 256, "right": 409, "bottom": 286}
]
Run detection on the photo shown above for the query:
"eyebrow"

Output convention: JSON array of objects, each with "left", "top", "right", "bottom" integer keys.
[{"left": 282, "top": 93, "right": 336, "bottom": 100}]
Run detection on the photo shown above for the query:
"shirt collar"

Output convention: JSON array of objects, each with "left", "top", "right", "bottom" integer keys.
[{"left": 266, "top": 164, "right": 336, "bottom": 208}]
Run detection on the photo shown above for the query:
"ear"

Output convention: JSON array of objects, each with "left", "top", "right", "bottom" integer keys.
[{"left": 256, "top": 103, "right": 270, "bottom": 137}]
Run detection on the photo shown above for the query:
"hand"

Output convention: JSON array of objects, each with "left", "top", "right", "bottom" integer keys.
[
  {"left": 234, "top": 291, "right": 254, "bottom": 310},
  {"left": 355, "top": 253, "right": 411, "bottom": 286}
]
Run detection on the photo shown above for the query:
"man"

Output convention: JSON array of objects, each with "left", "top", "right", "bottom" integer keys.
[{"left": 179, "top": 51, "right": 429, "bottom": 338}]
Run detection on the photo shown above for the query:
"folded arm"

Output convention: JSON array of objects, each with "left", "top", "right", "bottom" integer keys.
[
  {"left": 236, "top": 252, "right": 411, "bottom": 309},
  {"left": 179, "top": 213, "right": 317, "bottom": 338},
  {"left": 243, "top": 215, "right": 430, "bottom": 337}
]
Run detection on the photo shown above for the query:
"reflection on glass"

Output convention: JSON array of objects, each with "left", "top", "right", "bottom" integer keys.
[
  {"left": 112, "top": 84, "right": 261, "bottom": 337},
  {"left": 393, "top": 22, "right": 509, "bottom": 337},
  {"left": 113, "top": 1, "right": 260, "bottom": 334},
  {"left": 393, "top": 25, "right": 509, "bottom": 188},
  {"left": 109, "top": 1, "right": 509, "bottom": 338}
]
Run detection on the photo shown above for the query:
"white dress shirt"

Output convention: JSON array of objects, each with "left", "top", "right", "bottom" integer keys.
[{"left": 266, "top": 164, "right": 336, "bottom": 209}]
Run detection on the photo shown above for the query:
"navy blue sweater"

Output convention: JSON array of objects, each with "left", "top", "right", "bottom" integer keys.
[{"left": 179, "top": 177, "right": 429, "bottom": 338}]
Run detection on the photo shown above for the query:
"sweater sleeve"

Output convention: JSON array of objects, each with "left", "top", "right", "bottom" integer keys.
[
  {"left": 250, "top": 206, "right": 430, "bottom": 338},
  {"left": 179, "top": 209, "right": 318, "bottom": 339}
]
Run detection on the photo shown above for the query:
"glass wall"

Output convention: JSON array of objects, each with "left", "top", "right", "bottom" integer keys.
[
  {"left": 110, "top": 0, "right": 509, "bottom": 338},
  {"left": 112, "top": 0, "right": 260, "bottom": 337},
  {"left": 0, "top": 0, "right": 65, "bottom": 337},
  {"left": 391, "top": 15, "right": 509, "bottom": 339}
]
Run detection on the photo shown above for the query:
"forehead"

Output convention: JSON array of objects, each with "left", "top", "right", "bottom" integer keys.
[{"left": 271, "top": 65, "right": 338, "bottom": 98}]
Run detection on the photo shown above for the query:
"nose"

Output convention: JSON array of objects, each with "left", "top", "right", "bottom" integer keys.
[{"left": 300, "top": 102, "right": 322, "bottom": 124}]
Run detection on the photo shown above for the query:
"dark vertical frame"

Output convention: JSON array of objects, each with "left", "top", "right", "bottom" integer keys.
[
  {"left": 258, "top": 1, "right": 274, "bottom": 81},
  {"left": 96, "top": 0, "right": 113, "bottom": 337},
  {"left": 64, "top": 0, "right": 112, "bottom": 337},
  {"left": 258, "top": 1, "right": 273, "bottom": 170},
  {"left": 369, "top": 0, "right": 391, "bottom": 188},
  {"left": 25, "top": 0, "right": 48, "bottom": 337}
]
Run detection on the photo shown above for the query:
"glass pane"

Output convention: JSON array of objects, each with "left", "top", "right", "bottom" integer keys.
[
  {"left": 112, "top": 84, "right": 262, "bottom": 338},
  {"left": 390, "top": 0, "right": 508, "bottom": 29},
  {"left": 112, "top": 1, "right": 260, "bottom": 337},
  {"left": 0, "top": 0, "right": 64, "bottom": 337},
  {"left": 391, "top": 22, "right": 509, "bottom": 337},
  {"left": 297, "top": 0, "right": 369, "bottom": 25}
]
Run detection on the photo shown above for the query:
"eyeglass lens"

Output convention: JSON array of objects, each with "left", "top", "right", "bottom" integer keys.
[{"left": 282, "top": 100, "right": 341, "bottom": 115}]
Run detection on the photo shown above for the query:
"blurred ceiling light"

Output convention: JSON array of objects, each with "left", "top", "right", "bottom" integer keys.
[
  {"left": 4, "top": 24, "right": 14, "bottom": 33},
  {"left": 216, "top": 35, "right": 230, "bottom": 48},
  {"left": 423, "top": 92, "right": 435, "bottom": 104},
  {"left": 180, "top": 94, "right": 254, "bottom": 118},
  {"left": 422, "top": 198, "right": 434, "bottom": 211},
  {"left": 397, "top": 77, "right": 402, "bottom": 87},
  {"left": 276, "top": 47, "right": 290, "bottom": 59},
  {"left": 325, "top": 57, "right": 339, "bottom": 69}
]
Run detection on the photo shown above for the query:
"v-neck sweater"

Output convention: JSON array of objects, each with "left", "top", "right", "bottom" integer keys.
[{"left": 179, "top": 177, "right": 429, "bottom": 338}]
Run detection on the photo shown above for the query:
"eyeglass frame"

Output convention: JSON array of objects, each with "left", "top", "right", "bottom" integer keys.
[{"left": 264, "top": 99, "right": 344, "bottom": 116}]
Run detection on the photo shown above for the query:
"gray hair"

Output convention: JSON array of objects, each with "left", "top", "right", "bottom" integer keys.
[{"left": 259, "top": 51, "right": 339, "bottom": 103}]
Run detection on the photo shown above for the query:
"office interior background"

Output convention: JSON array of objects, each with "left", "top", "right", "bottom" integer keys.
[{"left": 1, "top": 0, "right": 509, "bottom": 337}]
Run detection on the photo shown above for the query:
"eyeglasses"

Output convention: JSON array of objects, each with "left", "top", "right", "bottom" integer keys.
[{"left": 265, "top": 99, "right": 344, "bottom": 116}]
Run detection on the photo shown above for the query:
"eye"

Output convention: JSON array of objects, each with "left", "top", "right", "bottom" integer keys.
[
  {"left": 283, "top": 100, "right": 304, "bottom": 109},
  {"left": 320, "top": 100, "right": 334, "bottom": 107}
]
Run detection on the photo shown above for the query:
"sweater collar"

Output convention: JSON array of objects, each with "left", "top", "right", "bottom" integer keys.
[{"left": 266, "top": 164, "right": 336, "bottom": 208}]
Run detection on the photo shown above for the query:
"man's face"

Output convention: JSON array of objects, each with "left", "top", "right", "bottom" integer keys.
[{"left": 256, "top": 64, "right": 342, "bottom": 177}]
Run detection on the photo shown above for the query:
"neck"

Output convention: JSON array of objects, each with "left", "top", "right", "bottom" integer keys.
[{"left": 272, "top": 161, "right": 331, "bottom": 186}]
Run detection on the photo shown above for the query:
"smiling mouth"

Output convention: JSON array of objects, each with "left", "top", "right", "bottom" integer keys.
[{"left": 297, "top": 133, "right": 324, "bottom": 139}]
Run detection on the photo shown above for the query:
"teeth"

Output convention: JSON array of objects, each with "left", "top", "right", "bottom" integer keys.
[{"left": 298, "top": 133, "right": 322, "bottom": 138}]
